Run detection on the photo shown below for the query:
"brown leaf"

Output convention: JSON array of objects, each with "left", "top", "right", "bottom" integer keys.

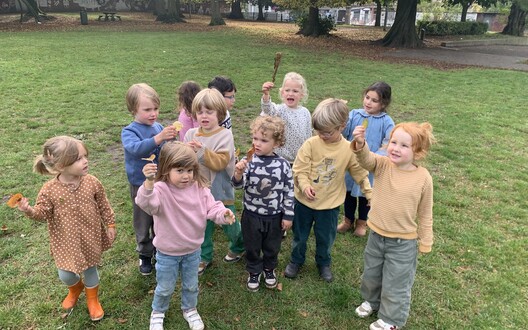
[
  {"left": 276, "top": 282, "right": 283, "bottom": 291},
  {"left": 117, "top": 318, "right": 128, "bottom": 324}
]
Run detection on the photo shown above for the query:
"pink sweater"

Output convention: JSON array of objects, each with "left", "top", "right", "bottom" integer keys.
[{"left": 135, "top": 181, "right": 230, "bottom": 256}]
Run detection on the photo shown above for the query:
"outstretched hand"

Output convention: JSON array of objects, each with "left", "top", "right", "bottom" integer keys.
[
  {"left": 142, "top": 163, "right": 157, "bottom": 181},
  {"left": 233, "top": 158, "right": 248, "bottom": 181},
  {"left": 17, "top": 197, "right": 32, "bottom": 214},
  {"left": 353, "top": 125, "right": 366, "bottom": 147}
]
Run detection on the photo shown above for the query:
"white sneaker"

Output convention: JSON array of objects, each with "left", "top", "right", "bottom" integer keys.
[
  {"left": 183, "top": 309, "right": 204, "bottom": 330},
  {"left": 355, "top": 301, "right": 375, "bottom": 318},
  {"left": 149, "top": 311, "right": 165, "bottom": 330},
  {"left": 369, "top": 319, "right": 399, "bottom": 330}
]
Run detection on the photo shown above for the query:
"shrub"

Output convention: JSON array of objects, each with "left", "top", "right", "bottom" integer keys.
[
  {"left": 296, "top": 13, "right": 336, "bottom": 36},
  {"left": 417, "top": 20, "right": 489, "bottom": 35}
]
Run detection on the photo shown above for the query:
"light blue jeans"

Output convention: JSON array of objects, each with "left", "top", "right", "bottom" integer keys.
[
  {"left": 152, "top": 249, "right": 200, "bottom": 313},
  {"left": 360, "top": 231, "right": 418, "bottom": 327}
]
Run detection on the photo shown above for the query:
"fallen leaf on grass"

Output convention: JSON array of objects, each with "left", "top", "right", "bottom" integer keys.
[
  {"left": 276, "top": 282, "right": 283, "bottom": 291},
  {"left": 206, "top": 282, "right": 214, "bottom": 287},
  {"left": 117, "top": 318, "right": 128, "bottom": 324},
  {"left": 299, "top": 311, "right": 309, "bottom": 317}
]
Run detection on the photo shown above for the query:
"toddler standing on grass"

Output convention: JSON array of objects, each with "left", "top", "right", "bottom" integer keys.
[
  {"left": 184, "top": 88, "right": 245, "bottom": 275},
  {"left": 121, "top": 83, "right": 177, "bottom": 276},
  {"left": 232, "top": 116, "right": 294, "bottom": 292},
  {"left": 284, "top": 98, "right": 372, "bottom": 282},
  {"left": 338, "top": 81, "right": 395, "bottom": 237},
  {"left": 17, "top": 136, "right": 116, "bottom": 321},
  {"left": 352, "top": 122, "right": 435, "bottom": 330},
  {"left": 136, "top": 142, "right": 235, "bottom": 330}
]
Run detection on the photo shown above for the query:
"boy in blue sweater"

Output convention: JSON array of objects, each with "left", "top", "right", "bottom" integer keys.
[{"left": 121, "top": 83, "right": 177, "bottom": 275}]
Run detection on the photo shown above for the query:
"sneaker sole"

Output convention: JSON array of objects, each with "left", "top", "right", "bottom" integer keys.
[{"left": 265, "top": 282, "right": 278, "bottom": 289}]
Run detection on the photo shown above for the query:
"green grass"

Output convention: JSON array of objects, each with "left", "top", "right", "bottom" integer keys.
[{"left": 1, "top": 15, "right": 527, "bottom": 329}]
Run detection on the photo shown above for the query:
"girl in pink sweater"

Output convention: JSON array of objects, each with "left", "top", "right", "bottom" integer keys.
[{"left": 136, "top": 141, "right": 235, "bottom": 330}]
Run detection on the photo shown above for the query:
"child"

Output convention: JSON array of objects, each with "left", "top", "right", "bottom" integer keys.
[
  {"left": 232, "top": 116, "right": 294, "bottom": 292},
  {"left": 184, "top": 88, "right": 245, "bottom": 275},
  {"left": 136, "top": 141, "right": 235, "bottom": 330},
  {"left": 17, "top": 136, "right": 116, "bottom": 321},
  {"left": 208, "top": 75, "right": 237, "bottom": 130},
  {"left": 284, "top": 98, "right": 372, "bottom": 282},
  {"left": 352, "top": 122, "right": 435, "bottom": 330},
  {"left": 176, "top": 81, "right": 202, "bottom": 141},
  {"left": 338, "top": 82, "right": 395, "bottom": 237},
  {"left": 261, "top": 72, "right": 312, "bottom": 164},
  {"left": 121, "top": 83, "right": 177, "bottom": 275}
]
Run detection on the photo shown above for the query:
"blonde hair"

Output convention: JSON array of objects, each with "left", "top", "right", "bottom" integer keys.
[
  {"left": 391, "top": 122, "right": 436, "bottom": 160},
  {"left": 155, "top": 141, "right": 208, "bottom": 188},
  {"left": 191, "top": 88, "right": 227, "bottom": 124},
  {"left": 33, "top": 136, "right": 87, "bottom": 175},
  {"left": 279, "top": 72, "right": 308, "bottom": 104},
  {"left": 312, "top": 98, "right": 349, "bottom": 132},
  {"left": 250, "top": 116, "right": 286, "bottom": 147},
  {"left": 126, "top": 83, "right": 160, "bottom": 115}
]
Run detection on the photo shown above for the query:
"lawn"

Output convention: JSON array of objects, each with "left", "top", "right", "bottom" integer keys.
[{"left": 0, "top": 13, "right": 527, "bottom": 330}]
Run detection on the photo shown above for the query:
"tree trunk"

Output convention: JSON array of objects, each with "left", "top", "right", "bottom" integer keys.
[
  {"left": 19, "top": 0, "right": 47, "bottom": 23},
  {"left": 381, "top": 0, "right": 422, "bottom": 48},
  {"left": 209, "top": 0, "right": 225, "bottom": 26},
  {"left": 502, "top": 1, "right": 527, "bottom": 36},
  {"left": 298, "top": 4, "right": 321, "bottom": 37},
  {"left": 375, "top": 0, "right": 382, "bottom": 27},
  {"left": 461, "top": 3, "right": 469, "bottom": 22},
  {"left": 257, "top": 0, "right": 265, "bottom": 21},
  {"left": 154, "top": 0, "right": 165, "bottom": 16},
  {"left": 166, "top": 0, "right": 185, "bottom": 22},
  {"left": 228, "top": 0, "right": 243, "bottom": 19}
]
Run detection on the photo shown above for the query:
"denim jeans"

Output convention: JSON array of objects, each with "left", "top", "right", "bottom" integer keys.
[
  {"left": 360, "top": 231, "right": 418, "bottom": 327},
  {"left": 152, "top": 249, "right": 200, "bottom": 313}
]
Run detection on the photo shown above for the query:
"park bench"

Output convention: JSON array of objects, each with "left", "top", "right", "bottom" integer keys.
[{"left": 98, "top": 12, "right": 121, "bottom": 21}]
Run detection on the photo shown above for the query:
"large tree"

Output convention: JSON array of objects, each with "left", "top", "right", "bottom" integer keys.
[
  {"left": 381, "top": 0, "right": 422, "bottom": 48},
  {"left": 228, "top": 0, "right": 244, "bottom": 19},
  {"left": 209, "top": 0, "right": 226, "bottom": 25},
  {"left": 19, "top": 0, "right": 48, "bottom": 23},
  {"left": 502, "top": 0, "right": 527, "bottom": 36}
]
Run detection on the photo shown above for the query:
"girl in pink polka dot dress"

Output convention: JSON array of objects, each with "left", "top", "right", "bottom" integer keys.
[{"left": 17, "top": 136, "right": 116, "bottom": 321}]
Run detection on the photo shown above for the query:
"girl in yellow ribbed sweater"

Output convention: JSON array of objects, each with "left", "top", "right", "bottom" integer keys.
[{"left": 351, "top": 122, "right": 435, "bottom": 330}]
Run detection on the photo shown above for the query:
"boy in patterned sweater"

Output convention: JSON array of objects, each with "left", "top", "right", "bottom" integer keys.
[{"left": 232, "top": 116, "right": 294, "bottom": 292}]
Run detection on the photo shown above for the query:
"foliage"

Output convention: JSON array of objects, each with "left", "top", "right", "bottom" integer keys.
[
  {"left": 274, "top": 0, "right": 350, "bottom": 11},
  {"left": 418, "top": 20, "right": 489, "bottom": 34},
  {"left": 296, "top": 11, "right": 337, "bottom": 35}
]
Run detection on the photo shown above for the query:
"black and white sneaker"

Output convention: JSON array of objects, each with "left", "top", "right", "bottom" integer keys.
[
  {"left": 263, "top": 268, "right": 278, "bottom": 289},
  {"left": 246, "top": 272, "right": 261, "bottom": 292}
]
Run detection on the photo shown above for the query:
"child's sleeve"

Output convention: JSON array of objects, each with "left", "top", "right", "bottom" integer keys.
[
  {"left": 292, "top": 141, "right": 312, "bottom": 193},
  {"left": 260, "top": 97, "right": 277, "bottom": 116},
  {"left": 26, "top": 187, "right": 54, "bottom": 222},
  {"left": 282, "top": 162, "right": 295, "bottom": 221},
  {"left": 121, "top": 127, "right": 159, "bottom": 157},
  {"left": 202, "top": 148, "right": 230, "bottom": 172},
  {"left": 134, "top": 184, "right": 160, "bottom": 216},
  {"left": 347, "top": 156, "right": 372, "bottom": 201},
  {"left": 417, "top": 174, "right": 434, "bottom": 253}
]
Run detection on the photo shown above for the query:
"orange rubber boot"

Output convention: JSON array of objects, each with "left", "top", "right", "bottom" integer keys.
[
  {"left": 85, "top": 285, "right": 104, "bottom": 321},
  {"left": 62, "top": 280, "right": 84, "bottom": 310}
]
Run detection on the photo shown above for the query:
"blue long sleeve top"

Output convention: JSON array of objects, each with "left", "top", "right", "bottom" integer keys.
[
  {"left": 342, "top": 109, "right": 394, "bottom": 197},
  {"left": 121, "top": 121, "right": 164, "bottom": 186}
]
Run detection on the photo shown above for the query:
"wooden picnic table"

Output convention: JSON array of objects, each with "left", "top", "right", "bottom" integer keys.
[{"left": 98, "top": 12, "right": 121, "bottom": 21}]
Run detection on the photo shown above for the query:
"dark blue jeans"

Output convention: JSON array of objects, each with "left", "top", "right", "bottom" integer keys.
[{"left": 290, "top": 199, "right": 339, "bottom": 267}]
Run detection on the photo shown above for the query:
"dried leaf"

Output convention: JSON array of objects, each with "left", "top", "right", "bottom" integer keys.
[
  {"left": 6, "top": 193, "right": 23, "bottom": 208},
  {"left": 1, "top": 224, "right": 7, "bottom": 232},
  {"left": 173, "top": 121, "right": 183, "bottom": 131},
  {"left": 246, "top": 146, "right": 255, "bottom": 162},
  {"left": 141, "top": 154, "right": 156, "bottom": 162},
  {"left": 206, "top": 281, "right": 214, "bottom": 287},
  {"left": 276, "top": 282, "right": 283, "bottom": 291},
  {"left": 235, "top": 148, "right": 240, "bottom": 158},
  {"left": 117, "top": 318, "right": 128, "bottom": 324},
  {"left": 362, "top": 119, "right": 369, "bottom": 128}
]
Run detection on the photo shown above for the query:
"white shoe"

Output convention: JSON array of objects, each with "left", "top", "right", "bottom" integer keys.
[
  {"left": 183, "top": 309, "right": 204, "bottom": 330},
  {"left": 369, "top": 318, "right": 399, "bottom": 330},
  {"left": 149, "top": 311, "right": 165, "bottom": 330},
  {"left": 355, "top": 301, "right": 375, "bottom": 318}
]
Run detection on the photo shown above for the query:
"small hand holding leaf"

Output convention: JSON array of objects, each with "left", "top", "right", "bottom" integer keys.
[
  {"left": 6, "top": 193, "right": 23, "bottom": 208},
  {"left": 141, "top": 154, "right": 156, "bottom": 163},
  {"left": 362, "top": 119, "right": 369, "bottom": 128},
  {"left": 173, "top": 121, "right": 183, "bottom": 131}
]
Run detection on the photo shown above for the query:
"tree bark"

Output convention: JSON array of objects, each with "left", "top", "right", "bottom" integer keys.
[
  {"left": 461, "top": 3, "right": 469, "bottom": 22},
  {"left": 228, "top": 0, "right": 244, "bottom": 19},
  {"left": 298, "top": 4, "right": 321, "bottom": 36},
  {"left": 209, "top": 0, "right": 225, "bottom": 26},
  {"left": 166, "top": 0, "right": 185, "bottom": 22},
  {"left": 381, "top": 0, "right": 422, "bottom": 48},
  {"left": 257, "top": 0, "right": 265, "bottom": 21},
  {"left": 375, "top": 0, "right": 382, "bottom": 27},
  {"left": 502, "top": 1, "right": 527, "bottom": 36}
]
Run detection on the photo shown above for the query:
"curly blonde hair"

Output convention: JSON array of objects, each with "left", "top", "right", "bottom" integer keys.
[{"left": 250, "top": 116, "right": 286, "bottom": 147}]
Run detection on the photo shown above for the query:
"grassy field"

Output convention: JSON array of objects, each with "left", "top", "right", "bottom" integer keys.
[{"left": 0, "top": 13, "right": 527, "bottom": 330}]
